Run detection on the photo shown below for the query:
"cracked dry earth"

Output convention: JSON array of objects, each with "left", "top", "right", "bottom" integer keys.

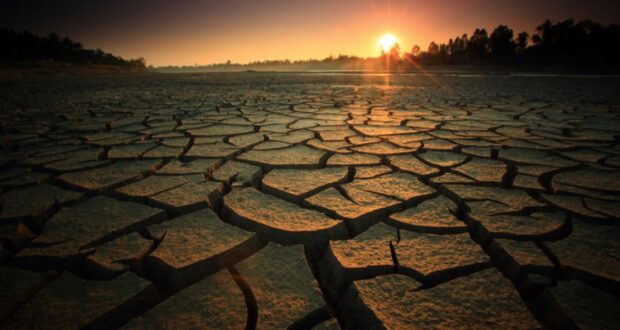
[{"left": 0, "top": 73, "right": 619, "bottom": 329}]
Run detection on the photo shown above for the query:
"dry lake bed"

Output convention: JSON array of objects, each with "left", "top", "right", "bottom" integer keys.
[{"left": 0, "top": 72, "right": 619, "bottom": 329}]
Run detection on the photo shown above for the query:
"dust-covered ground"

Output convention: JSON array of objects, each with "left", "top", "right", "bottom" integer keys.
[{"left": 0, "top": 72, "right": 619, "bottom": 329}]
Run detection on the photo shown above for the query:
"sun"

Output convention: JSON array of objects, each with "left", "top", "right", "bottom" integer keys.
[{"left": 378, "top": 33, "right": 398, "bottom": 53}]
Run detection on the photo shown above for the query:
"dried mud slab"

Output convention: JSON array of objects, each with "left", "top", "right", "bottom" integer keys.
[
  {"left": 148, "top": 180, "right": 224, "bottom": 211},
  {"left": 125, "top": 269, "right": 246, "bottom": 329},
  {"left": 545, "top": 219, "right": 620, "bottom": 284},
  {"left": 304, "top": 186, "right": 400, "bottom": 234},
  {"left": 157, "top": 158, "right": 221, "bottom": 175},
  {"left": 326, "top": 223, "right": 397, "bottom": 280},
  {"left": 236, "top": 243, "right": 327, "bottom": 329},
  {"left": 262, "top": 167, "right": 348, "bottom": 201},
  {"left": 185, "top": 142, "right": 240, "bottom": 158},
  {"left": 494, "top": 238, "right": 555, "bottom": 277},
  {"left": 223, "top": 187, "right": 347, "bottom": 244},
  {"left": 238, "top": 144, "right": 325, "bottom": 168},
  {"left": 468, "top": 203, "right": 567, "bottom": 239},
  {"left": 387, "top": 195, "right": 467, "bottom": 233},
  {"left": 58, "top": 160, "right": 160, "bottom": 191},
  {"left": 342, "top": 269, "right": 538, "bottom": 329},
  {"left": 0, "top": 267, "right": 56, "bottom": 322},
  {"left": 211, "top": 160, "right": 262, "bottom": 186},
  {"left": 388, "top": 154, "right": 439, "bottom": 176},
  {"left": 553, "top": 168, "right": 620, "bottom": 193},
  {"left": 346, "top": 172, "right": 435, "bottom": 201},
  {"left": 116, "top": 174, "right": 203, "bottom": 198},
  {"left": 550, "top": 280, "right": 620, "bottom": 330},
  {"left": 327, "top": 153, "right": 381, "bottom": 166},
  {"left": 146, "top": 209, "right": 261, "bottom": 290},
  {"left": 86, "top": 232, "right": 153, "bottom": 277},
  {"left": 394, "top": 231, "right": 490, "bottom": 281},
  {"left": 453, "top": 158, "right": 507, "bottom": 183},
  {"left": 2, "top": 271, "right": 159, "bottom": 329},
  {"left": 16, "top": 196, "right": 166, "bottom": 262},
  {"left": 0, "top": 184, "right": 82, "bottom": 223}
]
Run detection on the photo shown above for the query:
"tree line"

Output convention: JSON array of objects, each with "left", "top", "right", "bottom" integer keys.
[
  {"left": 167, "top": 18, "right": 619, "bottom": 72},
  {"left": 408, "top": 18, "right": 620, "bottom": 67},
  {"left": 10, "top": 18, "right": 614, "bottom": 71},
  {"left": 0, "top": 27, "right": 146, "bottom": 68}
]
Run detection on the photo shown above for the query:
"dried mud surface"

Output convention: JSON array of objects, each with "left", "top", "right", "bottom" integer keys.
[{"left": 0, "top": 72, "right": 619, "bottom": 329}]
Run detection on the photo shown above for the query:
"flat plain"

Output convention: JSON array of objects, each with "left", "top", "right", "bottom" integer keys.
[{"left": 0, "top": 72, "right": 619, "bottom": 329}]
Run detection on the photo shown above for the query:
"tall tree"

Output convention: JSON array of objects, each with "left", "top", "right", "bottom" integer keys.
[
  {"left": 489, "top": 25, "right": 516, "bottom": 56},
  {"left": 389, "top": 43, "right": 401, "bottom": 60},
  {"left": 468, "top": 28, "right": 489, "bottom": 58},
  {"left": 427, "top": 42, "right": 439, "bottom": 55},
  {"left": 532, "top": 19, "right": 553, "bottom": 46},
  {"left": 411, "top": 45, "right": 421, "bottom": 56}
]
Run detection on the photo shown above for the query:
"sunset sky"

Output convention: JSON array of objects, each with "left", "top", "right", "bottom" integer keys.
[{"left": 1, "top": 0, "right": 619, "bottom": 66}]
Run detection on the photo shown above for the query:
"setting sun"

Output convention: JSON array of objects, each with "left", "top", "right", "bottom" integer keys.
[{"left": 378, "top": 33, "right": 398, "bottom": 53}]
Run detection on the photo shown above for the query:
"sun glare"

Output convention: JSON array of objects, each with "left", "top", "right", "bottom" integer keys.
[{"left": 378, "top": 33, "right": 398, "bottom": 53}]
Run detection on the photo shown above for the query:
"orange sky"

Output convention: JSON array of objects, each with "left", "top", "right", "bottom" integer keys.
[{"left": 1, "top": 0, "right": 619, "bottom": 66}]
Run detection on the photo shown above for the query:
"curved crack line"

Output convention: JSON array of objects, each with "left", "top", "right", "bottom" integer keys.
[{"left": 228, "top": 265, "right": 258, "bottom": 330}]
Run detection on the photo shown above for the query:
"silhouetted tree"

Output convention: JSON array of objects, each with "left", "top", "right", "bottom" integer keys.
[
  {"left": 454, "top": 36, "right": 466, "bottom": 54},
  {"left": 427, "top": 42, "right": 439, "bottom": 55},
  {"left": 516, "top": 31, "right": 528, "bottom": 53},
  {"left": 468, "top": 28, "right": 489, "bottom": 58},
  {"left": 532, "top": 19, "right": 552, "bottom": 46},
  {"left": 461, "top": 34, "right": 469, "bottom": 48},
  {"left": 389, "top": 43, "right": 401, "bottom": 59},
  {"left": 489, "top": 25, "right": 516, "bottom": 57},
  {"left": 438, "top": 44, "right": 448, "bottom": 57},
  {"left": 411, "top": 45, "right": 421, "bottom": 56},
  {"left": 380, "top": 43, "right": 401, "bottom": 69}
]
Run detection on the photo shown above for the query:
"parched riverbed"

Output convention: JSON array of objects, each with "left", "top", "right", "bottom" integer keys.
[{"left": 0, "top": 72, "right": 619, "bottom": 329}]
